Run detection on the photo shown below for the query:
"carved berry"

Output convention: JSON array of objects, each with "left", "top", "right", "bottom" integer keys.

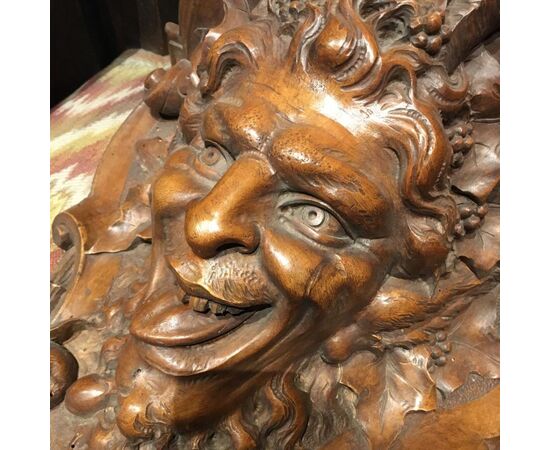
[
  {"left": 436, "top": 331, "right": 447, "bottom": 342},
  {"left": 459, "top": 204, "right": 475, "bottom": 218},
  {"left": 411, "top": 31, "right": 428, "bottom": 48},
  {"left": 477, "top": 204, "right": 489, "bottom": 218},
  {"left": 455, "top": 125, "right": 467, "bottom": 137},
  {"left": 65, "top": 374, "right": 112, "bottom": 416},
  {"left": 463, "top": 135, "right": 475, "bottom": 150},
  {"left": 50, "top": 342, "right": 79, "bottom": 409},
  {"left": 452, "top": 136, "right": 464, "bottom": 152},
  {"left": 426, "top": 35, "right": 443, "bottom": 54},
  {"left": 464, "top": 215, "right": 481, "bottom": 231},
  {"left": 439, "top": 342, "right": 452, "bottom": 353},
  {"left": 425, "top": 12, "right": 443, "bottom": 34}
]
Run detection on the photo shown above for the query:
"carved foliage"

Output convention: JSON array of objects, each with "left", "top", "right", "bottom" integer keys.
[{"left": 342, "top": 347, "right": 436, "bottom": 448}]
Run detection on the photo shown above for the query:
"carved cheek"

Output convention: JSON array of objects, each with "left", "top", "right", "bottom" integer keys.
[
  {"left": 303, "top": 248, "right": 385, "bottom": 314},
  {"left": 262, "top": 228, "right": 324, "bottom": 305},
  {"left": 331, "top": 244, "right": 392, "bottom": 309},
  {"left": 262, "top": 228, "right": 373, "bottom": 313}
]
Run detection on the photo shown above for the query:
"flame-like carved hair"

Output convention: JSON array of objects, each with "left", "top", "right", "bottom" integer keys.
[{"left": 184, "top": 0, "right": 460, "bottom": 276}]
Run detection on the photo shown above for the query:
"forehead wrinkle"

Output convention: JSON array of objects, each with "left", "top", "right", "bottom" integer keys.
[
  {"left": 271, "top": 123, "right": 391, "bottom": 192},
  {"left": 248, "top": 77, "right": 392, "bottom": 178},
  {"left": 203, "top": 94, "right": 292, "bottom": 156}
]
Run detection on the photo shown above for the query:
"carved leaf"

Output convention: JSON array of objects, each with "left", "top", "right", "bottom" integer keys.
[
  {"left": 455, "top": 204, "right": 499, "bottom": 275},
  {"left": 87, "top": 199, "right": 151, "bottom": 254},
  {"left": 341, "top": 347, "right": 436, "bottom": 448},
  {"left": 85, "top": 137, "right": 167, "bottom": 254},
  {"left": 452, "top": 121, "right": 500, "bottom": 203},
  {"left": 393, "top": 386, "right": 500, "bottom": 449},
  {"left": 434, "top": 287, "right": 499, "bottom": 394},
  {"left": 464, "top": 47, "right": 500, "bottom": 119},
  {"left": 445, "top": 0, "right": 479, "bottom": 26}
]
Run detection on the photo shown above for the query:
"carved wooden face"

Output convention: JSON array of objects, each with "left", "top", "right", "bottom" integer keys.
[
  {"left": 50, "top": 1, "right": 500, "bottom": 447},
  {"left": 111, "top": 0, "right": 460, "bottom": 435},
  {"left": 118, "top": 58, "right": 434, "bottom": 430}
]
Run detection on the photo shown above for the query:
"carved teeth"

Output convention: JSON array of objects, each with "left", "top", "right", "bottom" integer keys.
[
  {"left": 191, "top": 297, "right": 209, "bottom": 312},
  {"left": 210, "top": 301, "right": 227, "bottom": 315},
  {"left": 188, "top": 295, "right": 250, "bottom": 315},
  {"left": 226, "top": 306, "right": 245, "bottom": 315}
]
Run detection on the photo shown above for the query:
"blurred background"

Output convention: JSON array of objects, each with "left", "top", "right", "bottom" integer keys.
[{"left": 51, "top": 0, "right": 178, "bottom": 107}]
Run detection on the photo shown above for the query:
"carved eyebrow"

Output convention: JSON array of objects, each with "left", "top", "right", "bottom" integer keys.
[
  {"left": 202, "top": 97, "right": 287, "bottom": 157},
  {"left": 269, "top": 126, "right": 393, "bottom": 237}
]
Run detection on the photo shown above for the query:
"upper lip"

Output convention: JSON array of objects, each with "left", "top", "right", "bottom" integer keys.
[
  {"left": 169, "top": 264, "right": 271, "bottom": 310},
  {"left": 129, "top": 269, "right": 271, "bottom": 347},
  {"left": 178, "top": 278, "right": 230, "bottom": 305}
]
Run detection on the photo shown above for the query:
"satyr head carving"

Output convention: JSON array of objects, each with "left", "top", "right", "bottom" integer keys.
[{"left": 50, "top": 0, "right": 500, "bottom": 448}]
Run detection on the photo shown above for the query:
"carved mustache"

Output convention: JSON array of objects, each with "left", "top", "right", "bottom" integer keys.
[{"left": 169, "top": 256, "right": 277, "bottom": 308}]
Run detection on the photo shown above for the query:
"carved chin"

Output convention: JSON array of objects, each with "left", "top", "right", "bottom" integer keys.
[{"left": 129, "top": 290, "right": 297, "bottom": 377}]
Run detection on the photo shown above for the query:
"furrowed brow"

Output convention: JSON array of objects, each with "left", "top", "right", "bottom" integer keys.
[
  {"left": 269, "top": 127, "right": 392, "bottom": 236},
  {"left": 202, "top": 98, "right": 281, "bottom": 156}
]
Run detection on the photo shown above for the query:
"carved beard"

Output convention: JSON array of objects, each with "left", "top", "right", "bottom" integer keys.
[
  {"left": 52, "top": 229, "right": 498, "bottom": 449},
  {"left": 68, "top": 237, "right": 358, "bottom": 448},
  {"left": 115, "top": 351, "right": 352, "bottom": 449}
]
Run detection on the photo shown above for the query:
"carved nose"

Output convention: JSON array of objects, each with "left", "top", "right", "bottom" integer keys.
[
  {"left": 185, "top": 204, "right": 259, "bottom": 258},
  {"left": 184, "top": 159, "right": 265, "bottom": 259}
]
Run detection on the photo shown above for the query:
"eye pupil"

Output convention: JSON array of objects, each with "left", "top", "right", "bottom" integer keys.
[
  {"left": 201, "top": 147, "right": 221, "bottom": 166},
  {"left": 304, "top": 207, "right": 325, "bottom": 227}
]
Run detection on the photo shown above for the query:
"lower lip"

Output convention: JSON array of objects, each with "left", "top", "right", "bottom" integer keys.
[
  {"left": 132, "top": 300, "right": 256, "bottom": 347},
  {"left": 134, "top": 306, "right": 278, "bottom": 376}
]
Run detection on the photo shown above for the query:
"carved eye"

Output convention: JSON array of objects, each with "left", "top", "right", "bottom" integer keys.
[
  {"left": 280, "top": 202, "right": 351, "bottom": 245},
  {"left": 303, "top": 205, "right": 326, "bottom": 228},
  {"left": 193, "top": 144, "right": 232, "bottom": 179}
]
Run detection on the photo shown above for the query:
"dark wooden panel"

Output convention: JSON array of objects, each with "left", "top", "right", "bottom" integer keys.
[{"left": 51, "top": 0, "right": 178, "bottom": 107}]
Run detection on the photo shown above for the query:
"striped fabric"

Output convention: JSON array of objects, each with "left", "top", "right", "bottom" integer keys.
[{"left": 50, "top": 49, "right": 169, "bottom": 270}]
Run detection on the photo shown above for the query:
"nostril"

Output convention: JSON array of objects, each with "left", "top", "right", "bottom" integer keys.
[{"left": 215, "top": 242, "right": 255, "bottom": 256}]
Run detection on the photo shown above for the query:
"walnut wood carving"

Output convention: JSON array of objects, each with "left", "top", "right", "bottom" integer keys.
[{"left": 50, "top": 1, "right": 500, "bottom": 448}]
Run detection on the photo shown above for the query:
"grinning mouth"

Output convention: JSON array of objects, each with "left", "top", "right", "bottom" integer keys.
[
  {"left": 130, "top": 286, "right": 283, "bottom": 376},
  {"left": 130, "top": 291, "right": 269, "bottom": 348},
  {"left": 129, "top": 260, "right": 288, "bottom": 376}
]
